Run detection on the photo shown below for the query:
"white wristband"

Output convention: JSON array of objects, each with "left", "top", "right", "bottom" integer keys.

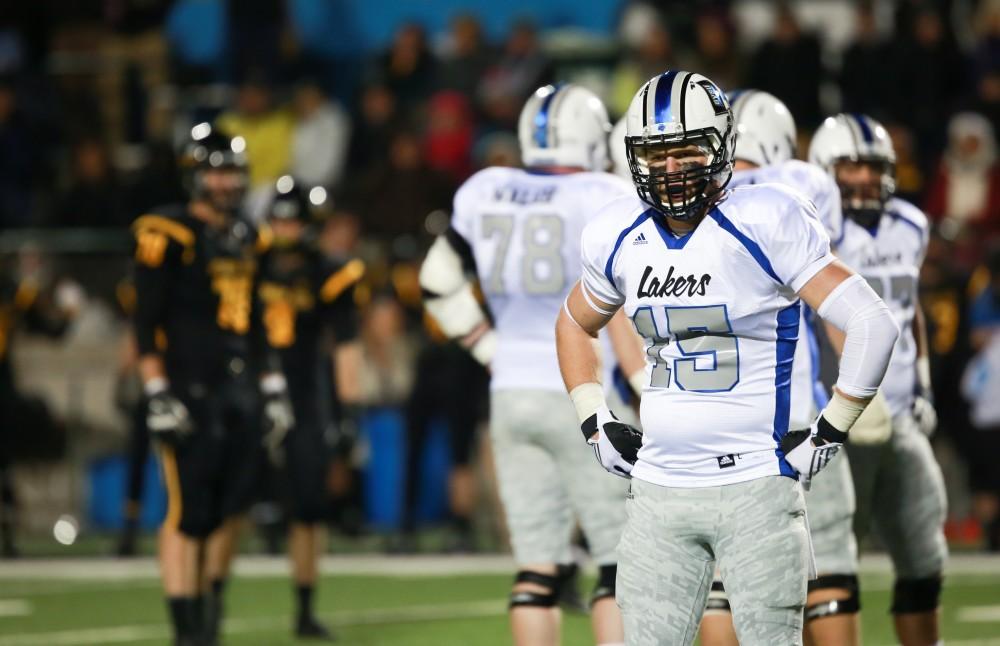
[
  {"left": 628, "top": 370, "right": 646, "bottom": 398},
  {"left": 917, "top": 356, "right": 931, "bottom": 393},
  {"left": 822, "top": 390, "right": 868, "bottom": 433},
  {"left": 569, "top": 382, "right": 606, "bottom": 425},
  {"left": 469, "top": 329, "right": 497, "bottom": 366},
  {"left": 144, "top": 377, "right": 168, "bottom": 396}
]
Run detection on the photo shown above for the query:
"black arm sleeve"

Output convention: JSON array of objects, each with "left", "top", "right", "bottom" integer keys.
[
  {"left": 132, "top": 240, "right": 175, "bottom": 357},
  {"left": 444, "top": 226, "right": 478, "bottom": 274},
  {"left": 327, "top": 284, "right": 360, "bottom": 343}
]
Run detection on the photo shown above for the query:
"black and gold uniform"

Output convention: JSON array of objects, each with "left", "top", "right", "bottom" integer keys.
[
  {"left": 257, "top": 235, "right": 363, "bottom": 523},
  {"left": 132, "top": 206, "right": 271, "bottom": 539}
]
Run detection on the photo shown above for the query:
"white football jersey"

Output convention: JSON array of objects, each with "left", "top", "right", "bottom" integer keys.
[
  {"left": 835, "top": 197, "right": 929, "bottom": 417},
  {"left": 731, "top": 160, "right": 843, "bottom": 426},
  {"left": 451, "top": 166, "right": 634, "bottom": 392},
  {"left": 581, "top": 184, "right": 835, "bottom": 487}
]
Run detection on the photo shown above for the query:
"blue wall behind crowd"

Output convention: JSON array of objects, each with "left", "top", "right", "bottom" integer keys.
[{"left": 169, "top": 0, "right": 622, "bottom": 65}]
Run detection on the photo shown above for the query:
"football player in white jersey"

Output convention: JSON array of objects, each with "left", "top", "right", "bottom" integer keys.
[
  {"left": 699, "top": 90, "right": 862, "bottom": 646},
  {"left": 810, "top": 114, "right": 947, "bottom": 646},
  {"left": 556, "top": 70, "right": 899, "bottom": 645},
  {"left": 420, "top": 83, "right": 639, "bottom": 646}
]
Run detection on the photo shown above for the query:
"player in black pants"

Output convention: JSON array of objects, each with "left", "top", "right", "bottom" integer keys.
[
  {"left": 257, "top": 179, "right": 365, "bottom": 640},
  {"left": 131, "top": 126, "right": 292, "bottom": 646}
]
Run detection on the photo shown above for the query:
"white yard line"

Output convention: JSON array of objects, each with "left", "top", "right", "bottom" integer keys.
[
  {"left": 958, "top": 605, "right": 1000, "bottom": 623},
  {"left": 2, "top": 552, "right": 1000, "bottom": 581},
  {"left": 0, "top": 599, "right": 505, "bottom": 646},
  {"left": 0, "top": 600, "right": 31, "bottom": 618}
]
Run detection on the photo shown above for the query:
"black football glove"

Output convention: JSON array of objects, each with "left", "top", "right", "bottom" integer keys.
[
  {"left": 781, "top": 416, "right": 846, "bottom": 490},
  {"left": 581, "top": 406, "right": 643, "bottom": 478}
]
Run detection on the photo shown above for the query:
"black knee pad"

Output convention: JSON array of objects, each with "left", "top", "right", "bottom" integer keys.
[
  {"left": 509, "top": 570, "right": 560, "bottom": 609},
  {"left": 891, "top": 575, "right": 942, "bottom": 614},
  {"left": 705, "top": 580, "right": 731, "bottom": 613},
  {"left": 590, "top": 564, "right": 617, "bottom": 605},
  {"left": 805, "top": 574, "right": 860, "bottom": 621}
]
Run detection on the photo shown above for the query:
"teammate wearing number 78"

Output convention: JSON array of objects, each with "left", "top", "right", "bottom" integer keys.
[{"left": 556, "top": 70, "right": 900, "bottom": 645}]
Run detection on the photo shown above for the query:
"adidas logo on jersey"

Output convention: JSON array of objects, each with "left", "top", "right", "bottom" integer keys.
[
  {"left": 716, "top": 454, "right": 736, "bottom": 469},
  {"left": 633, "top": 233, "right": 648, "bottom": 245}
]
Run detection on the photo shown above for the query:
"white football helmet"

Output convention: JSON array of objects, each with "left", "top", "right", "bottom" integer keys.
[
  {"left": 729, "top": 89, "right": 797, "bottom": 166},
  {"left": 609, "top": 116, "right": 630, "bottom": 180},
  {"left": 809, "top": 113, "right": 896, "bottom": 224},
  {"left": 624, "top": 70, "right": 736, "bottom": 219},
  {"left": 518, "top": 83, "right": 610, "bottom": 171}
]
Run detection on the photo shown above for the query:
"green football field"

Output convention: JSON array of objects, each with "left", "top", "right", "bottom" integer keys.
[{"left": 1, "top": 556, "right": 1000, "bottom": 645}]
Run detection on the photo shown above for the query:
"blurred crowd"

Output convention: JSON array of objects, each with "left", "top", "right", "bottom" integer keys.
[{"left": 3, "top": 0, "right": 1000, "bottom": 551}]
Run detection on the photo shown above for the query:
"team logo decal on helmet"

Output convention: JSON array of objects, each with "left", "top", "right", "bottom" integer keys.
[{"left": 623, "top": 70, "right": 736, "bottom": 220}]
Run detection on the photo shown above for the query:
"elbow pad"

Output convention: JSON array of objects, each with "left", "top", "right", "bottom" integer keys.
[
  {"left": 420, "top": 235, "right": 487, "bottom": 339},
  {"left": 818, "top": 274, "right": 900, "bottom": 399}
]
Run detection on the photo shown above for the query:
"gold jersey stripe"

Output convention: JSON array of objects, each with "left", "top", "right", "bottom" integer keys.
[
  {"left": 131, "top": 214, "right": 196, "bottom": 248},
  {"left": 320, "top": 259, "right": 366, "bottom": 303}
]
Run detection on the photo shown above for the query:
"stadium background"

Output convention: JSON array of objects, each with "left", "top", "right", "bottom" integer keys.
[{"left": 2, "top": 0, "right": 1000, "bottom": 643}]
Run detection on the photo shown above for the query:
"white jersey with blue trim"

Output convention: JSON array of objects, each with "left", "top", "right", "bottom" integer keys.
[
  {"left": 451, "top": 166, "right": 634, "bottom": 392},
  {"left": 835, "top": 197, "right": 929, "bottom": 417},
  {"left": 581, "top": 184, "right": 835, "bottom": 487},
  {"left": 731, "top": 160, "right": 843, "bottom": 426}
]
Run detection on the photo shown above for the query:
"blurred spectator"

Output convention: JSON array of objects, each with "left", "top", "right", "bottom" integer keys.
[
  {"left": 217, "top": 77, "right": 294, "bottom": 190},
  {"left": 971, "top": 0, "right": 1000, "bottom": 89},
  {"left": 49, "top": 138, "right": 127, "bottom": 228},
  {"left": 609, "top": 19, "right": 674, "bottom": 116},
  {"left": 962, "top": 245, "right": 1000, "bottom": 550},
  {"left": 0, "top": 80, "right": 35, "bottom": 227},
  {"left": 840, "top": 3, "right": 895, "bottom": 119},
  {"left": 477, "top": 20, "right": 552, "bottom": 128},
  {"left": 436, "top": 14, "right": 493, "bottom": 99},
  {"left": 376, "top": 23, "right": 436, "bottom": 114},
  {"left": 687, "top": 8, "right": 742, "bottom": 93},
  {"left": 472, "top": 132, "right": 521, "bottom": 169},
  {"left": 748, "top": 3, "right": 823, "bottom": 127},
  {"left": 891, "top": 6, "right": 968, "bottom": 162},
  {"left": 291, "top": 80, "right": 351, "bottom": 190},
  {"left": 318, "top": 210, "right": 362, "bottom": 260},
  {"left": 98, "top": 0, "right": 171, "bottom": 147},
  {"left": 357, "top": 294, "right": 416, "bottom": 408},
  {"left": 925, "top": 112, "right": 1000, "bottom": 246},
  {"left": 973, "top": 68, "right": 1000, "bottom": 134},
  {"left": 423, "top": 91, "right": 474, "bottom": 183},
  {"left": 346, "top": 84, "right": 398, "bottom": 177},
  {"left": 887, "top": 123, "right": 925, "bottom": 204},
  {"left": 353, "top": 129, "right": 454, "bottom": 244}
]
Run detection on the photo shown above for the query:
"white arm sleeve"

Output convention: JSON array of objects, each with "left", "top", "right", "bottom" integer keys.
[{"left": 817, "top": 274, "right": 900, "bottom": 399}]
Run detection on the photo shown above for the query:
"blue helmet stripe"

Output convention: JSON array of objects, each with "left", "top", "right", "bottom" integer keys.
[
  {"left": 654, "top": 70, "right": 679, "bottom": 125},
  {"left": 533, "top": 84, "right": 564, "bottom": 148},
  {"left": 850, "top": 113, "right": 873, "bottom": 143}
]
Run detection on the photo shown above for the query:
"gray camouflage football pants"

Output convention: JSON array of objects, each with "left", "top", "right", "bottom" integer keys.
[
  {"left": 618, "top": 476, "right": 811, "bottom": 645},
  {"left": 490, "top": 389, "right": 628, "bottom": 566},
  {"left": 847, "top": 412, "right": 948, "bottom": 579}
]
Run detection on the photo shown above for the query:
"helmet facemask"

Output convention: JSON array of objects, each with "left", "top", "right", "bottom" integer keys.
[
  {"left": 833, "top": 157, "right": 895, "bottom": 229},
  {"left": 626, "top": 127, "right": 733, "bottom": 220}
]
